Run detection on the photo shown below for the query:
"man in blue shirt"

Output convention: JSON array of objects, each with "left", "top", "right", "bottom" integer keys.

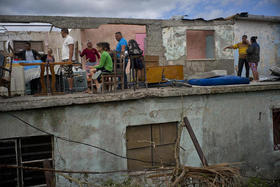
[
  {"left": 115, "top": 32, "right": 128, "bottom": 88},
  {"left": 115, "top": 32, "right": 128, "bottom": 57}
]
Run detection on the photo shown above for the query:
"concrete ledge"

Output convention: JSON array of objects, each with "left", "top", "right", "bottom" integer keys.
[{"left": 1, "top": 82, "right": 280, "bottom": 112}]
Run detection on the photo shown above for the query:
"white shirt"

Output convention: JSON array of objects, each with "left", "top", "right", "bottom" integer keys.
[
  {"left": 62, "top": 35, "right": 75, "bottom": 61},
  {"left": 25, "top": 50, "right": 35, "bottom": 61}
]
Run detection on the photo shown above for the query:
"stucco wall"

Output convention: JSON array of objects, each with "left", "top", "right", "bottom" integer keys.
[
  {"left": 1, "top": 90, "right": 280, "bottom": 185},
  {"left": 0, "top": 30, "right": 83, "bottom": 62},
  {"left": 80, "top": 24, "right": 145, "bottom": 51},
  {"left": 234, "top": 20, "right": 280, "bottom": 77},
  {"left": 162, "top": 25, "right": 235, "bottom": 77},
  {"left": 0, "top": 31, "right": 64, "bottom": 61}
]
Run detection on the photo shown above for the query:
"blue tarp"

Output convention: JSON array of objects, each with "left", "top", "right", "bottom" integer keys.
[{"left": 188, "top": 76, "right": 250, "bottom": 86}]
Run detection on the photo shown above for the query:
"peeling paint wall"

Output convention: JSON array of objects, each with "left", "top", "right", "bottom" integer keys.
[
  {"left": 1, "top": 90, "right": 280, "bottom": 185},
  {"left": 162, "top": 27, "right": 186, "bottom": 61},
  {"left": 234, "top": 20, "right": 280, "bottom": 76},
  {"left": 162, "top": 25, "right": 234, "bottom": 61},
  {"left": 162, "top": 25, "right": 235, "bottom": 77}
]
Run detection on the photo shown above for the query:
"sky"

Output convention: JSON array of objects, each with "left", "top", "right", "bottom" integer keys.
[{"left": 0, "top": 0, "right": 279, "bottom": 20}]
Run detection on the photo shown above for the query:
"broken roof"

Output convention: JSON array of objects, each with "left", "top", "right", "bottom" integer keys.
[
  {"left": 226, "top": 13, "right": 280, "bottom": 23},
  {"left": 0, "top": 15, "right": 233, "bottom": 29}
]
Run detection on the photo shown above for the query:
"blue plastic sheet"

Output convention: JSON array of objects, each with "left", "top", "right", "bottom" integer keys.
[{"left": 188, "top": 76, "right": 250, "bottom": 86}]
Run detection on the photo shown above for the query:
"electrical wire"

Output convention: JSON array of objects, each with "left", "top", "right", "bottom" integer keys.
[{"left": 8, "top": 113, "right": 167, "bottom": 165}]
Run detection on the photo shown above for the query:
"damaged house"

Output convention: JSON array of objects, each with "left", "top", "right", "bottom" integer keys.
[{"left": 0, "top": 13, "right": 280, "bottom": 186}]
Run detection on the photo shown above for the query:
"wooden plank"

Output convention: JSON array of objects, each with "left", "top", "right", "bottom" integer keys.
[
  {"left": 144, "top": 55, "right": 159, "bottom": 67},
  {"left": 146, "top": 66, "right": 163, "bottom": 83},
  {"left": 184, "top": 117, "right": 208, "bottom": 166},
  {"left": 158, "top": 123, "right": 177, "bottom": 145},
  {"left": 43, "top": 160, "right": 55, "bottom": 187},
  {"left": 163, "top": 65, "right": 184, "bottom": 80},
  {"left": 126, "top": 125, "right": 151, "bottom": 149},
  {"left": 144, "top": 55, "right": 159, "bottom": 61},
  {"left": 19, "top": 62, "right": 74, "bottom": 66},
  {"left": 152, "top": 123, "right": 177, "bottom": 146},
  {"left": 153, "top": 144, "right": 176, "bottom": 167},
  {"left": 127, "top": 147, "right": 152, "bottom": 170}
]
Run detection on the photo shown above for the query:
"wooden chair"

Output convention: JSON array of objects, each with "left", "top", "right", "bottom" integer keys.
[
  {"left": 101, "top": 51, "right": 125, "bottom": 93},
  {"left": 90, "top": 51, "right": 125, "bottom": 93},
  {"left": 0, "top": 51, "right": 13, "bottom": 97}
]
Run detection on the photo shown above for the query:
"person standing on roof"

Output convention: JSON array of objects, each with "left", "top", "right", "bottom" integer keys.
[
  {"left": 115, "top": 32, "right": 128, "bottom": 88},
  {"left": 61, "top": 28, "right": 75, "bottom": 93},
  {"left": 224, "top": 35, "right": 250, "bottom": 78},
  {"left": 247, "top": 36, "right": 260, "bottom": 81}
]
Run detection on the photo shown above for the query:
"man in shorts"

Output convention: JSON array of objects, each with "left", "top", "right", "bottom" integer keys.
[{"left": 61, "top": 28, "right": 75, "bottom": 93}]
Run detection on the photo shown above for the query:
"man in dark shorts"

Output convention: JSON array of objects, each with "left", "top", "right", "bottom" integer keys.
[{"left": 61, "top": 28, "right": 75, "bottom": 92}]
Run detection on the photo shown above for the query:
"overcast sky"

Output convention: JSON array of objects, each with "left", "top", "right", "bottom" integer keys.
[{"left": 0, "top": 0, "right": 279, "bottom": 20}]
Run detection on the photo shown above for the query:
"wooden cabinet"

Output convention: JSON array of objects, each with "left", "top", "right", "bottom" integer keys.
[{"left": 146, "top": 65, "right": 184, "bottom": 83}]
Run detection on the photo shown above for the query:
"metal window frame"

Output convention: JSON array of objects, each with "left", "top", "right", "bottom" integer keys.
[{"left": 0, "top": 135, "right": 54, "bottom": 187}]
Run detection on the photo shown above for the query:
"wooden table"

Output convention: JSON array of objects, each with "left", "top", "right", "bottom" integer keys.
[{"left": 19, "top": 62, "right": 79, "bottom": 95}]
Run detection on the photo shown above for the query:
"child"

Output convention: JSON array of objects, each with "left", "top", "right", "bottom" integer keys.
[{"left": 91, "top": 42, "right": 113, "bottom": 92}]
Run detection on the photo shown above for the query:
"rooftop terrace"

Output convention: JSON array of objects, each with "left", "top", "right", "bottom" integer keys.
[{"left": 1, "top": 81, "right": 280, "bottom": 112}]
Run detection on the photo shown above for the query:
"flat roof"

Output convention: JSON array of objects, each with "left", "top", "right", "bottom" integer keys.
[{"left": 1, "top": 82, "right": 280, "bottom": 112}]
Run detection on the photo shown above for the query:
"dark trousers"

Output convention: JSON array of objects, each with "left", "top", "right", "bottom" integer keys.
[{"left": 238, "top": 58, "right": 249, "bottom": 78}]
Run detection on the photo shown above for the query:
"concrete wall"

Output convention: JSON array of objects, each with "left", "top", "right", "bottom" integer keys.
[
  {"left": 161, "top": 24, "right": 235, "bottom": 77},
  {"left": 0, "top": 30, "right": 84, "bottom": 62},
  {"left": 80, "top": 24, "right": 145, "bottom": 52},
  {"left": 0, "top": 31, "right": 64, "bottom": 61},
  {"left": 233, "top": 20, "right": 280, "bottom": 77},
  {"left": 1, "top": 90, "right": 280, "bottom": 185}
]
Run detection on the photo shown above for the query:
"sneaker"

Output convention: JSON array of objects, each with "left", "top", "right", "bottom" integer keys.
[{"left": 92, "top": 70, "right": 102, "bottom": 80}]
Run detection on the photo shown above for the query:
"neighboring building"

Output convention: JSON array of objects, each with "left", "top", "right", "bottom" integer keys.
[{"left": 227, "top": 14, "right": 280, "bottom": 77}]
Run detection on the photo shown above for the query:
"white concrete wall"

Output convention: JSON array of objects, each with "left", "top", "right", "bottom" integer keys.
[
  {"left": 234, "top": 20, "right": 280, "bottom": 77},
  {"left": 1, "top": 90, "right": 280, "bottom": 185}
]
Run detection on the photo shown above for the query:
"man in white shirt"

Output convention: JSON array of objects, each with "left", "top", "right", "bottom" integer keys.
[{"left": 61, "top": 28, "right": 75, "bottom": 93}]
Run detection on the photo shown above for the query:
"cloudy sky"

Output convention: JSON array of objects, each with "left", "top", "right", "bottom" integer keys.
[{"left": 0, "top": 0, "right": 279, "bottom": 20}]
